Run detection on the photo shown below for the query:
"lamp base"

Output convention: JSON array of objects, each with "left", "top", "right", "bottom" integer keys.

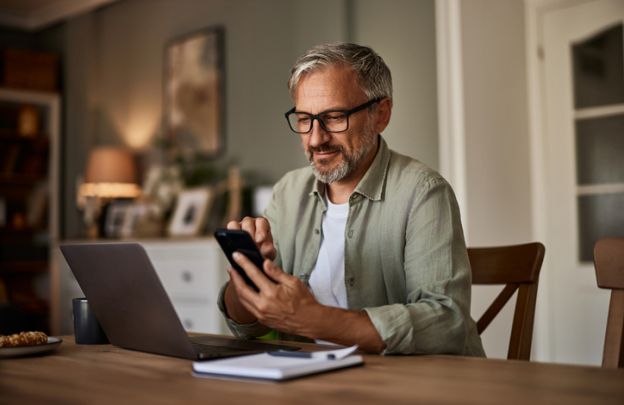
[{"left": 81, "top": 197, "right": 103, "bottom": 239}]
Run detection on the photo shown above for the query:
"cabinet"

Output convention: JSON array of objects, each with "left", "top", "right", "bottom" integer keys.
[
  {"left": 54, "top": 238, "right": 230, "bottom": 336},
  {"left": 0, "top": 88, "right": 60, "bottom": 334}
]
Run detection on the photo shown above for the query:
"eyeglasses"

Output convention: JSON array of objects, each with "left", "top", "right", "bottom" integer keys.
[{"left": 284, "top": 97, "right": 383, "bottom": 134}]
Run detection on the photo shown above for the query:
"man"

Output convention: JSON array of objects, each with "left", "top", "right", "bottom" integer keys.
[{"left": 219, "top": 43, "right": 485, "bottom": 356}]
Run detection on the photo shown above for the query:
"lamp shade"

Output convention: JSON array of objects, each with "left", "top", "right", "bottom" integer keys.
[
  {"left": 80, "top": 147, "right": 141, "bottom": 198},
  {"left": 85, "top": 147, "right": 137, "bottom": 183}
]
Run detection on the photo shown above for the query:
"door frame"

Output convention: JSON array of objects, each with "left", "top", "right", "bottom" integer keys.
[
  {"left": 435, "top": 0, "right": 470, "bottom": 239},
  {"left": 436, "top": 0, "right": 600, "bottom": 361},
  {"left": 524, "top": 0, "right": 606, "bottom": 362}
]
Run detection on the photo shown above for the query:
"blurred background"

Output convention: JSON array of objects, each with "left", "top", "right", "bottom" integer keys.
[{"left": 0, "top": 0, "right": 622, "bottom": 366}]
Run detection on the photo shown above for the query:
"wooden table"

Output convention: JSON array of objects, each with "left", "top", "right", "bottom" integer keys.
[{"left": 2, "top": 337, "right": 623, "bottom": 404}]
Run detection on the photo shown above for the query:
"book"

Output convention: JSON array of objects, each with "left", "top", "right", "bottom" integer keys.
[{"left": 192, "top": 346, "right": 364, "bottom": 381}]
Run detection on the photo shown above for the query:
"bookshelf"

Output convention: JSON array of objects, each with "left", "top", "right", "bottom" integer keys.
[{"left": 0, "top": 88, "right": 60, "bottom": 334}]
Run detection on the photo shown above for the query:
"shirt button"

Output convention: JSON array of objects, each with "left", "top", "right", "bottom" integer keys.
[
  {"left": 314, "top": 228, "right": 320, "bottom": 235},
  {"left": 348, "top": 278, "right": 355, "bottom": 287},
  {"left": 348, "top": 230, "right": 354, "bottom": 238}
]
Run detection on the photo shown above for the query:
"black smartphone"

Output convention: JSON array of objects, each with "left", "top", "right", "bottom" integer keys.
[{"left": 214, "top": 228, "right": 268, "bottom": 291}]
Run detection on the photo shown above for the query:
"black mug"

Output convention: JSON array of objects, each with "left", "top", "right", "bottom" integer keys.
[{"left": 72, "top": 297, "right": 109, "bottom": 345}]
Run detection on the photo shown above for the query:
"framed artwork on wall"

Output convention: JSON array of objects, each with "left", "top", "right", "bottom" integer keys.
[{"left": 165, "top": 26, "right": 225, "bottom": 157}]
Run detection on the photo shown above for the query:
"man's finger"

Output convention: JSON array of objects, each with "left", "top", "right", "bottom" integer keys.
[
  {"left": 259, "top": 243, "right": 277, "bottom": 261},
  {"left": 228, "top": 269, "right": 261, "bottom": 316},
  {"left": 226, "top": 220, "right": 241, "bottom": 230},
  {"left": 228, "top": 267, "right": 260, "bottom": 303},
  {"left": 263, "top": 260, "right": 289, "bottom": 283},
  {"left": 239, "top": 217, "right": 257, "bottom": 237},
  {"left": 255, "top": 218, "right": 276, "bottom": 259},
  {"left": 254, "top": 217, "right": 272, "bottom": 243},
  {"left": 227, "top": 266, "right": 248, "bottom": 291},
  {"left": 233, "top": 252, "right": 275, "bottom": 292}
]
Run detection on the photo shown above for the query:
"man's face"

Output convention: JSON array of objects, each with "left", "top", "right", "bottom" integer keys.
[{"left": 293, "top": 65, "right": 379, "bottom": 184}]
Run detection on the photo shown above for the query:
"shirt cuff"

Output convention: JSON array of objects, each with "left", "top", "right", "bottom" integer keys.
[{"left": 363, "top": 304, "right": 412, "bottom": 355}]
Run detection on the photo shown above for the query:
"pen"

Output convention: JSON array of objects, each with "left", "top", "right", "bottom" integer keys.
[{"left": 268, "top": 350, "right": 336, "bottom": 359}]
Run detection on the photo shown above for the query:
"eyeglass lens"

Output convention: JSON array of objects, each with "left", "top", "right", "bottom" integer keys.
[
  {"left": 287, "top": 111, "right": 348, "bottom": 134},
  {"left": 285, "top": 97, "right": 382, "bottom": 134}
]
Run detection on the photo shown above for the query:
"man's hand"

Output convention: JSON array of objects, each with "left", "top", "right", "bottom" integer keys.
[
  {"left": 226, "top": 217, "right": 276, "bottom": 261},
  {"left": 223, "top": 216, "right": 276, "bottom": 325},
  {"left": 228, "top": 252, "right": 321, "bottom": 336},
  {"left": 228, "top": 253, "right": 386, "bottom": 353}
]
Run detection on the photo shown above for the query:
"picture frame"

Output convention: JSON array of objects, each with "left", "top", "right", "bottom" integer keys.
[
  {"left": 165, "top": 26, "right": 225, "bottom": 157},
  {"left": 104, "top": 201, "right": 130, "bottom": 239},
  {"left": 118, "top": 203, "right": 149, "bottom": 239},
  {"left": 168, "top": 187, "right": 214, "bottom": 237}
]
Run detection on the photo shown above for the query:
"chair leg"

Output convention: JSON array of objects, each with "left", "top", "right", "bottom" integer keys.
[
  {"left": 603, "top": 290, "right": 624, "bottom": 368},
  {"left": 508, "top": 283, "right": 538, "bottom": 361}
]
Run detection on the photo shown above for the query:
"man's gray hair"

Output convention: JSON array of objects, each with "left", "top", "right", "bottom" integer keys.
[{"left": 288, "top": 43, "right": 393, "bottom": 101}]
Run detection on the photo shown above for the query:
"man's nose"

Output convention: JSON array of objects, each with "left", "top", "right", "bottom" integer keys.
[{"left": 308, "top": 119, "right": 331, "bottom": 146}]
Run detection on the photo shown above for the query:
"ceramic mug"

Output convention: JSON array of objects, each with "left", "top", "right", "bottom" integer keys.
[{"left": 72, "top": 297, "right": 109, "bottom": 345}]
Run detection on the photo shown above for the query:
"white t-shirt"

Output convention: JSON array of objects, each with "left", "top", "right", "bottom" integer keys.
[{"left": 308, "top": 198, "right": 349, "bottom": 309}]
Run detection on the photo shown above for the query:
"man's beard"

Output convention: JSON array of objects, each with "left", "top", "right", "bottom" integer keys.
[{"left": 307, "top": 129, "right": 377, "bottom": 184}]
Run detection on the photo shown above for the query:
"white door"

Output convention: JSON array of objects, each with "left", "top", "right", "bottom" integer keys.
[{"left": 539, "top": 0, "right": 624, "bottom": 365}]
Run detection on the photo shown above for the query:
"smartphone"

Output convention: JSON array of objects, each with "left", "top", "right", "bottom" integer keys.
[{"left": 214, "top": 228, "right": 268, "bottom": 291}]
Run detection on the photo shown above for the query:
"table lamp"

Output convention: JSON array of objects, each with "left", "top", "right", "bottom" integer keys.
[{"left": 78, "top": 147, "right": 141, "bottom": 238}]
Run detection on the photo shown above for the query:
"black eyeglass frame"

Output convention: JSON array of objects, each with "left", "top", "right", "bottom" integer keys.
[{"left": 284, "top": 97, "right": 383, "bottom": 134}]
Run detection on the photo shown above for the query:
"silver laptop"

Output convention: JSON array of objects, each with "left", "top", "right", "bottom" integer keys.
[{"left": 60, "top": 242, "right": 298, "bottom": 360}]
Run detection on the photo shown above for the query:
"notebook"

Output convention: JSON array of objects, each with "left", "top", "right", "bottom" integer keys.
[
  {"left": 60, "top": 242, "right": 299, "bottom": 360},
  {"left": 192, "top": 345, "right": 364, "bottom": 381}
]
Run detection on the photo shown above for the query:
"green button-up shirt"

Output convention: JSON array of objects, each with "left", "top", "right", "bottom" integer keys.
[{"left": 218, "top": 136, "right": 485, "bottom": 356}]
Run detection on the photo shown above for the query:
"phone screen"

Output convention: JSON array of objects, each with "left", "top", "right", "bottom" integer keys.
[{"left": 214, "top": 229, "right": 267, "bottom": 291}]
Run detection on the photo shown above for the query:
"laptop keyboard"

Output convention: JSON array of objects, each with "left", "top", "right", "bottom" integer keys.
[
  {"left": 191, "top": 343, "right": 246, "bottom": 359},
  {"left": 189, "top": 336, "right": 299, "bottom": 359}
]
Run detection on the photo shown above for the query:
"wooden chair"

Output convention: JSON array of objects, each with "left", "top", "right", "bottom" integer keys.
[
  {"left": 593, "top": 238, "right": 624, "bottom": 368},
  {"left": 468, "top": 242, "right": 545, "bottom": 360}
]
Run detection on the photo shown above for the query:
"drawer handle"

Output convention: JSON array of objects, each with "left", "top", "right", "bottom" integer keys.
[{"left": 181, "top": 270, "right": 193, "bottom": 283}]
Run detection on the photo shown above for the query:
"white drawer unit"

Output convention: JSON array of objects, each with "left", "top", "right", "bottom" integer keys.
[
  {"left": 55, "top": 238, "right": 230, "bottom": 336},
  {"left": 144, "top": 243, "right": 221, "bottom": 298},
  {"left": 175, "top": 303, "right": 225, "bottom": 334}
]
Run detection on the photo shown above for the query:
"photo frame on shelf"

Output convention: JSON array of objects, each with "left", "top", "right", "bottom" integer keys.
[
  {"left": 165, "top": 26, "right": 225, "bottom": 157},
  {"left": 168, "top": 187, "right": 214, "bottom": 237},
  {"left": 104, "top": 201, "right": 130, "bottom": 239},
  {"left": 118, "top": 203, "right": 149, "bottom": 239}
]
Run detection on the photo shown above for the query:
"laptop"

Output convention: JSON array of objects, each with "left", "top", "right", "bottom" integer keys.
[{"left": 60, "top": 242, "right": 299, "bottom": 360}]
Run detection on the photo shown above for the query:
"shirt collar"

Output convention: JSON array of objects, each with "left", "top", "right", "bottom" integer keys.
[{"left": 309, "top": 135, "right": 391, "bottom": 202}]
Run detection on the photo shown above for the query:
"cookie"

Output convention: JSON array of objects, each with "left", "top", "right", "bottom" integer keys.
[{"left": 0, "top": 331, "right": 48, "bottom": 347}]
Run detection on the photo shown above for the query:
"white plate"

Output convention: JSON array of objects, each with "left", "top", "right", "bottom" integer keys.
[{"left": 0, "top": 336, "right": 63, "bottom": 358}]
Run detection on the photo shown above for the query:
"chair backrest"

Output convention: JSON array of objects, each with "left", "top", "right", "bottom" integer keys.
[
  {"left": 468, "top": 242, "right": 545, "bottom": 361},
  {"left": 593, "top": 238, "right": 624, "bottom": 368}
]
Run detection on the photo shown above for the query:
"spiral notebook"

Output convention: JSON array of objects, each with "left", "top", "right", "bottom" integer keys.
[{"left": 192, "top": 346, "right": 364, "bottom": 381}]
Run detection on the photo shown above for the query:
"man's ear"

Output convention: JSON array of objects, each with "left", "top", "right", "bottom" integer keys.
[{"left": 374, "top": 98, "right": 392, "bottom": 133}]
